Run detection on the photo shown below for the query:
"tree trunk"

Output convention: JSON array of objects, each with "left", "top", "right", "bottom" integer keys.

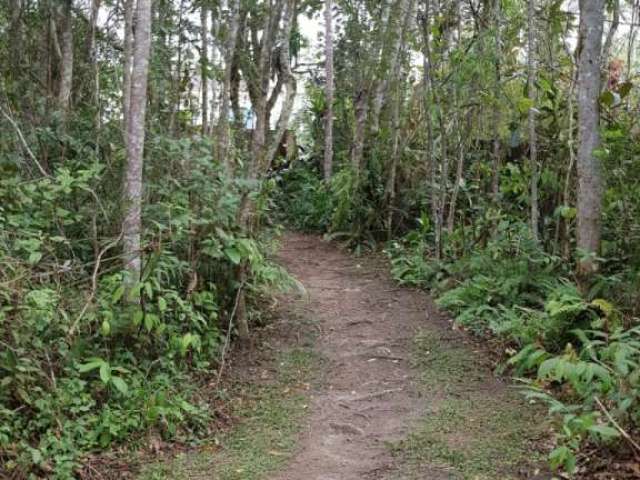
[
  {"left": 385, "top": 71, "right": 403, "bottom": 239},
  {"left": 208, "top": 8, "right": 220, "bottom": 134},
  {"left": 447, "top": 112, "right": 468, "bottom": 234},
  {"left": 88, "top": 0, "right": 102, "bottom": 130},
  {"left": 200, "top": 4, "right": 209, "bottom": 135},
  {"left": 122, "top": 0, "right": 135, "bottom": 136},
  {"left": 57, "top": 0, "right": 74, "bottom": 113},
  {"left": 217, "top": 0, "right": 241, "bottom": 167},
  {"left": 601, "top": 0, "right": 619, "bottom": 70},
  {"left": 122, "top": 0, "right": 152, "bottom": 294},
  {"left": 323, "top": 0, "right": 334, "bottom": 181},
  {"left": 491, "top": 0, "right": 502, "bottom": 202},
  {"left": 370, "top": 0, "right": 412, "bottom": 134},
  {"left": 527, "top": 0, "right": 539, "bottom": 241},
  {"left": 351, "top": 92, "right": 369, "bottom": 173},
  {"left": 576, "top": 0, "right": 605, "bottom": 280}
]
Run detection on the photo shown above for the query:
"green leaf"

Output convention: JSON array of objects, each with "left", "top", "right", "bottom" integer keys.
[
  {"left": 99, "top": 362, "right": 111, "bottom": 384},
  {"left": 619, "top": 81, "right": 633, "bottom": 98},
  {"left": 132, "top": 309, "right": 144, "bottom": 326},
  {"left": 77, "top": 358, "right": 104, "bottom": 373},
  {"left": 144, "top": 313, "right": 158, "bottom": 332},
  {"left": 28, "top": 251, "right": 42, "bottom": 264},
  {"left": 588, "top": 424, "right": 620, "bottom": 439},
  {"left": 158, "top": 297, "right": 167, "bottom": 312},
  {"left": 101, "top": 320, "right": 111, "bottom": 336},
  {"left": 110, "top": 376, "right": 128, "bottom": 395},
  {"left": 600, "top": 91, "right": 615, "bottom": 107},
  {"left": 224, "top": 247, "right": 242, "bottom": 265},
  {"left": 517, "top": 97, "right": 534, "bottom": 114},
  {"left": 112, "top": 285, "right": 125, "bottom": 304}
]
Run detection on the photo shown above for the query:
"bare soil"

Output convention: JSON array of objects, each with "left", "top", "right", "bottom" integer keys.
[{"left": 271, "top": 233, "right": 544, "bottom": 480}]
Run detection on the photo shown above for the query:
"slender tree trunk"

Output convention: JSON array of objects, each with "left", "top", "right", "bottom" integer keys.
[
  {"left": 208, "top": 8, "right": 220, "bottom": 134},
  {"left": 601, "top": 0, "right": 619, "bottom": 69},
  {"left": 420, "top": 0, "right": 438, "bottom": 258},
  {"left": 89, "top": 0, "right": 102, "bottom": 130},
  {"left": 527, "top": 0, "right": 539, "bottom": 241},
  {"left": 323, "top": 0, "right": 334, "bottom": 181},
  {"left": 370, "top": 0, "right": 412, "bottom": 134},
  {"left": 576, "top": 0, "right": 605, "bottom": 280},
  {"left": 122, "top": 0, "right": 152, "bottom": 294},
  {"left": 122, "top": 0, "right": 135, "bottom": 136},
  {"left": 217, "top": 0, "right": 241, "bottom": 167},
  {"left": 169, "top": 0, "right": 185, "bottom": 136},
  {"left": 491, "top": 0, "right": 502, "bottom": 201},
  {"left": 448, "top": 112, "right": 468, "bottom": 234},
  {"left": 57, "top": 0, "right": 74, "bottom": 113},
  {"left": 200, "top": 5, "right": 209, "bottom": 135},
  {"left": 385, "top": 59, "right": 404, "bottom": 238}
]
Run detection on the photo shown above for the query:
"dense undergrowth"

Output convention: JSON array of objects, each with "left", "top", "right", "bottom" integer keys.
[
  {"left": 0, "top": 134, "right": 289, "bottom": 478},
  {"left": 276, "top": 161, "right": 640, "bottom": 476}
]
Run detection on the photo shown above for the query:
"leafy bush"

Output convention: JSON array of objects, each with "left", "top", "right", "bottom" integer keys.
[
  {"left": 0, "top": 136, "right": 288, "bottom": 477},
  {"left": 385, "top": 218, "right": 640, "bottom": 476}
]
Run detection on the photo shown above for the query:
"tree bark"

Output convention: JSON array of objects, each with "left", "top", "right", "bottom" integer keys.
[
  {"left": 601, "top": 0, "right": 619, "bottom": 69},
  {"left": 527, "top": 0, "right": 539, "bottom": 241},
  {"left": 201, "top": 4, "right": 209, "bottom": 135},
  {"left": 208, "top": 8, "right": 220, "bottom": 134},
  {"left": 576, "top": 0, "right": 605, "bottom": 279},
  {"left": 122, "top": 0, "right": 135, "bottom": 136},
  {"left": 491, "top": 0, "right": 502, "bottom": 202},
  {"left": 57, "top": 0, "right": 74, "bottom": 113},
  {"left": 323, "top": 0, "right": 334, "bottom": 181},
  {"left": 217, "top": 0, "right": 241, "bottom": 167},
  {"left": 122, "top": 0, "right": 152, "bottom": 294}
]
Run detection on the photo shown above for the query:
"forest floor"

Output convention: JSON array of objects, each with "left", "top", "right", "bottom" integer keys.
[{"left": 139, "top": 233, "right": 549, "bottom": 479}]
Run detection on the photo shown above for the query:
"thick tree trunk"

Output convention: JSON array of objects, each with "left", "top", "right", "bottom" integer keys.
[
  {"left": 527, "top": 0, "right": 539, "bottom": 241},
  {"left": 57, "top": 0, "right": 74, "bottom": 113},
  {"left": 351, "top": 92, "right": 369, "bottom": 173},
  {"left": 576, "top": 0, "right": 605, "bottom": 279},
  {"left": 323, "top": 0, "right": 334, "bottom": 181},
  {"left": 122, "top": 0, "right": 152, "bottom": 294}
]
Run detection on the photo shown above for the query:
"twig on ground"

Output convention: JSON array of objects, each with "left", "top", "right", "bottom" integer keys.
[
  {"left": 214, "top": 281, "right": 246, "bottom": 388},
  {"left": 594, "top": 396, "right": 640, "bottom": 458}
]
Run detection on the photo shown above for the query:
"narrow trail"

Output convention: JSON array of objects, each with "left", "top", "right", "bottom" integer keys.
[{"left": 272, "top": 233, "right": 543, "bottom": 480}]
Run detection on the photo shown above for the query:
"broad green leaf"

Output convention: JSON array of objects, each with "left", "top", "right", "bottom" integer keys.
[
  {"left": 224, "top": 247, "right": 242, "bottom": 265},
  {"left": 77, "top": 359, "right": 104, "bottom": 373},
  {"left": 99, "top": 362, "right": 111, "bottom": 384},
  {"left": 110, "top": 376, "right": 128, "bottom": 395}
]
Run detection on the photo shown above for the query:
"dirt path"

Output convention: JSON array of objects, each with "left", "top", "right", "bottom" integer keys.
[{"left": 271, "top": 233, "right": 544, "bottom": 480}]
